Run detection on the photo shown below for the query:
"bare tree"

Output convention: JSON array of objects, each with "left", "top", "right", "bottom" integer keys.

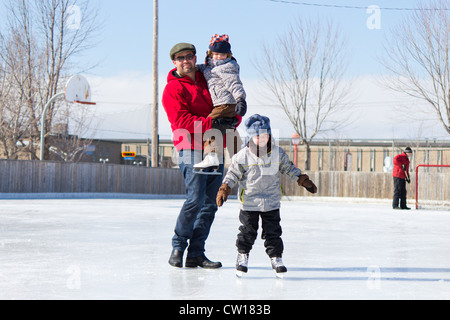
[
  {"left": 382, "top": 0, "right": 450, "bottom": 135},
  {"left": 0, "top": 22, "right": 40, "bottom": 159},
  {"left": 254, "top": 17, "right": 352, "bottom": 170},
  {"left": 0, "top": 0, "right": 100, "bottom": 160},
  {"left": 49, "top": 104, "right": 97, "bottom": 162}
]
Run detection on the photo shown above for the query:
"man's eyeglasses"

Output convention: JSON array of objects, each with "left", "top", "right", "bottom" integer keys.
[{"left": 174, "top": 54, "right": 195, "bottom": 62}]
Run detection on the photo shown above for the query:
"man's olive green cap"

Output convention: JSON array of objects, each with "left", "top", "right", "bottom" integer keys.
[{"left": 169, "top": 43, "right": 196, "bottom": 60}]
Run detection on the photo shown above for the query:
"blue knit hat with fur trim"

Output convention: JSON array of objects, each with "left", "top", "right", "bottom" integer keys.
[{"left": 244, "top": 114, "right": 271, "bottom": 145}]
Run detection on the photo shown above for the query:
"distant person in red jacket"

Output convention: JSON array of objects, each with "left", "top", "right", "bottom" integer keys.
[
  {"left": 162, "top": 43, "right": 238, "bottom": 270},
  {"left": 392, "top": 147, "right": 412, "bottom": 210}
]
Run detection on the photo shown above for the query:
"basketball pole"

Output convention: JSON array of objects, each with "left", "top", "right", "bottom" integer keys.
[
  {"left": 40, "top": 92, "right": 65, "bottom": 161},
  {"left": 39, "top": 75, "right": 94, "bottom": 161},
  {"left": 151, "top": 0, "right": 159, "bottom": 168}
]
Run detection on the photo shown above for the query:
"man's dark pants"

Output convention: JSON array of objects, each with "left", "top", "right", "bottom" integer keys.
[
  {"left": 393, "top": 177, "right": 407, "bottom": 209},
  {"left": 172, "top": 149, "right": 224, "bottom": 258}
]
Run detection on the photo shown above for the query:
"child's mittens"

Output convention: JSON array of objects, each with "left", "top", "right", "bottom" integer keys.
[
  {"left": 297, "top": 174, "right": 318, "bottom": 194},
  {"left": 235, "top": 99, "right": 247, "bottom": 117},
  {"left": 216, "top": 183, "right": 232, "bottom": 207}
]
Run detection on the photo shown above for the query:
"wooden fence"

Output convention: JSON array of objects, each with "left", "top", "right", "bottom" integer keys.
[
  {"left": 0, "top": 160, "right": 448, "bottom": 203},
  {"left": 281, "top": 171, "right": 449, "bottom": 202},
  {"left": 0, "top": 160, "right": 185, "bottom": 195}
]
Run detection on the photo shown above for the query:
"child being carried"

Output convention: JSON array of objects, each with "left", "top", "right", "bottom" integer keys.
[{"left": 195, "top": 34, "right": 247, "bottom": 171}]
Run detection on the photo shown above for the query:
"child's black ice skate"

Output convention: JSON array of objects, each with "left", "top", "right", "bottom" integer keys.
[
  {"left": 193, "top": 152, "right": 222, "bottom": 176},
  {"left": 270, "top": 257, "right": 287, "bottom": 278},
  {"left": 235, "top": 253, "right": 249, "bottom": 278}
]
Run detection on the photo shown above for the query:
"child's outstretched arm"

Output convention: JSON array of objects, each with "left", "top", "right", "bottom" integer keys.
[
  {"left": 279, "top": 147, "right": 317, "bottom": 194},
  {"left": 216, "top": 184, "right": 231, "bottom": 207},
  {"left": 297, "top": 174, "right": 318, "bottom": 194},
  {"left": 216, "top": 152, "right": 244, "bottom": 207}
]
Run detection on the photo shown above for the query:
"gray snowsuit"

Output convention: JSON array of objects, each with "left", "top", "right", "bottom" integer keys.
[
  {"left": 197, "top": 57, "right": 246, "bottom": 156},
  {"left": 197, "top": 57, "right": 246, "bottom": 107},
  {"left": 223, "top": 143, "right": 302, "bottom": 212}
]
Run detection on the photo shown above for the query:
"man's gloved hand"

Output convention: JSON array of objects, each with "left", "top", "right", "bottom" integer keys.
[
  {"left": 405, "top": 175, "right": 411, "bottom": 184},
  {"left": 216, "top": 183, "right": 231, "bottom": 207},
  {"left": 297, "top": 174, "right": 318, "bottom": 194},
  {"left": 235, "top": 99, "right": 247, "bottom": 117},
  {"left": 211, "top": 117, "right": 238, "bottom": 134},
  {"left": 401, "top": 164, "right": 410, "bottom": 183}
]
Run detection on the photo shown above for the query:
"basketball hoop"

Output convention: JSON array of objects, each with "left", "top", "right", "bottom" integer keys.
[
  {"left": 40, "top": 75, "right": 96, "bottom": 160},
  {"left": 65, "top": 75, "right": 95, "bottom": 104},
  {"left": 74, "top": 100, "right": 97, "bottom": 105}
]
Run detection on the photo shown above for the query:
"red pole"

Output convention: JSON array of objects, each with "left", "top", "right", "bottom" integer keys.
[
  {"left": 415, "top": 164, "right": 450, "bottom": 209},
  {"left": 415, "top": 165, "right": 419, "bottom": 210},
  {"left": 294, "top": 145, "right": 298, "bottom": 167}
]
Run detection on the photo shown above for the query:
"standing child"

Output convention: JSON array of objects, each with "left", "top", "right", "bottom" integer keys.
[
  {"left": 216, "top": 114, "right": 317, "bottom": 278},
  {"left": 195, "top": 34, "right": 247, "bottom": 171}
]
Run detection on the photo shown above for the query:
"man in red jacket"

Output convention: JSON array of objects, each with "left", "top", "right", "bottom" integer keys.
[
  {"left": 162, "top": 43, "right": 238, "bottom": 269},
  {"left": 392, "top": 147, "right": 412, "bottom": 210}
]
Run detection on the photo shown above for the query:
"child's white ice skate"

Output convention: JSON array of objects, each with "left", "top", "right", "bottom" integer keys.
[
  {"left": 235, "top": 253, "right": 249, "bottom": 278},
  {"left": 193, "top": 152, "right": 221, "bottom": 176},
  {"left": 270, "top": 257, "right": 287, "bottom": 278}
]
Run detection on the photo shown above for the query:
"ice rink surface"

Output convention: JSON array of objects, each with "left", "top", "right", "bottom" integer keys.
[{"left": 0, "top": 196, "right": 449, "bottom": 300}]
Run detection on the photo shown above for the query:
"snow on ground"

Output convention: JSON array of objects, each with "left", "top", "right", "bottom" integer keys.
[{"left": 0, "top": 197, "right": 449, "bottom": 300}]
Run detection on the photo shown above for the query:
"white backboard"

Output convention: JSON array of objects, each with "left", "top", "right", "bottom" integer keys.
[{"left": 65, "top": 75, "right": 92, "bottom": 103}]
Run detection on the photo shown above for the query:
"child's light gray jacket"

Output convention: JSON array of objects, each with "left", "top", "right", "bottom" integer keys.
[
  {"left": 197, "top": 57, "right": 246, "bottom": 107},
  {"left": 223, "top": 144, "right": 302, "bottom": 212}
]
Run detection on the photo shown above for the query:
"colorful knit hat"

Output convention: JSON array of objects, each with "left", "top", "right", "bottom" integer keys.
[{"left": 209, "top": 34, "right": 231, "bottom": 54}]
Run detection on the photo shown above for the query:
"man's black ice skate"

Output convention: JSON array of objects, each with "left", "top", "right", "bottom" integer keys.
[
  {"left": 185, "top": 254, "right": 222, "bottom": 269},
  {"left": 270, "top": 257, "right": 287, "bottom": 278},
  {"left": 168, "top": 249, "right": 183, "bottom": 268},
  {"left": 235, "top": 253, "right": 249, "bottom": 278}
]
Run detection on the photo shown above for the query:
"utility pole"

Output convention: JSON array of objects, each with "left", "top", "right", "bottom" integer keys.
[{"left": 151, "top": 0, "right": 159, "bottom": 167}]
